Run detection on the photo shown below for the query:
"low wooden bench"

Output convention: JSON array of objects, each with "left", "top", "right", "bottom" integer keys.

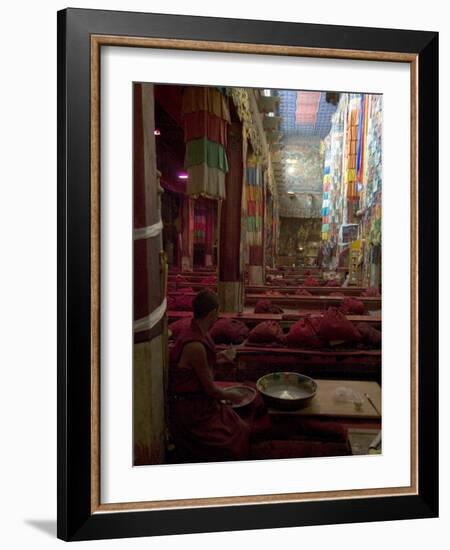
[
  {"left": 213, "top": 344, "right": 382, "bottom": 383},
  {"left": 247, "top": 285, "right": 370, "bottom": 296},
  {"left": 245, "top": 293, "right": 381, "bottom": 311}
]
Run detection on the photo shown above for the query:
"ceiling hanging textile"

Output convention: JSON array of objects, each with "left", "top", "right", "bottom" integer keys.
[
  {"left": 295, "top": 91, "right": 321, "bottom": 125},
  {"left": 183, "top": 110, "right": 228, "bottom": 148},
  {"left": 182, "top": 86, "right": 230, "bottom": 199},
  {"left": 194, "top": 199, "right": 207, "bottom": 244},
  {"left": 344, "top": 95, "right": 361, "bottom": 201},
  {"left": 245, "top": 155, "right": 264, "bottom": 261},
  {"left": 356, "top": 94, "right": 367, "bottom": 184},
  {"left": 321, "top": 136, "right": 332, "bottom": 240}
]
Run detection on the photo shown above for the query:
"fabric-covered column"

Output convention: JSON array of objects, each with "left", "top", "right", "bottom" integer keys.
[
  {"left": 182, "top": 86, "right": 230, "bottom": 199},
  {"left": 204, "top": 199, "right": 215, "bottom": 266},
  {"left": 264, "top": 186, "right": 275, "bottom": 268},
  {"left": 133, "top": 83, "right": 166, "bottom": 466},
  {"left": 193, "top": 198, "right": 206, "bottom": 266},
  {"left": 181, "top": 194, "right": 194, "bottom": 271},
  {"left": 133, "top": 83, "right": 165, "bottom": 337},
  {"left": 218, "top": 122, "right": 244, "bottom": 311},
  {"left": 246, "top": 155, "right": 264, "bottom": 285},
  {"left": 345, "top": 95, "right": 363, "bottom": 225}
]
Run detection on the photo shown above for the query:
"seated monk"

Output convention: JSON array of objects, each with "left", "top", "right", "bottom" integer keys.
[{"left": 169, "top": 290, "right": 250, "bottom": 463}]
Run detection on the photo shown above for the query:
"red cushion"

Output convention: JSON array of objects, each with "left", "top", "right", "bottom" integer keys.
[
  {"left": 168, "top": 317, "right": 191, "bottom": 339},
  {"left": 317, "top": 307, "right": 362, "bottom": 343},
  {"left": 209, "top": 318, "right": 249, "bottom": 344},
  {"left": 340, "top": 297, "right": 365, "bottom": 315},
  {"left": 356, "top": 322, "right": 382, "bottom": 347},
  {"left": 174, "top": 293, "right": 194, "bottom": 311},
  {"left": 200, "top": 275, "right": 217, "bottom": 285},
  {"left": 360, "top": 287, "right": 381, "bottom": 297},
  {"left": 248, "top": 321, "right": 286, "bottom": 344},
  {"left": 286, "top": 317, "right": 323, "bottom": 348},
  {"left": 303, "top": 276, "right": 320, "bottom": 286},
  {"left": 178, "top": 286, "right": 194, "bottom": 294},
  {"left": 325, "top": 279, "right": 341, "bottom": 287},
  {"left": 254, "top": 299, "right": 284, "bottom": 314}
]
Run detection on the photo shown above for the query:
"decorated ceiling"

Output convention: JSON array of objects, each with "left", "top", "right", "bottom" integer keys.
[
  {"left": 269, "top": 90, "right": 338, "bottom": 218},
  {"left": 277, "top": 90, "right": 338, "bottom": 138}
]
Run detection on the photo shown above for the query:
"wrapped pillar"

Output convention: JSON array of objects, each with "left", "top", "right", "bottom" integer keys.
[
  {"left": 218, "top": 122, "right": 244, "bottom": 311},
  {"left": 204, "top": 199, "right": 215, "bottom": 266},
  {"left": 246, "top": 157, "right": 265, "bottom": 285},
  {"left": 182, "top": 86, "right": 230, "bottom": 199},
  {"left": 182, "top": 86, "right": 230, "bottom": 269},
  {"left": 181, "top": 195, "right": 194, "bottom": 271},
  {"left": 133, "top": 83, "right": 166, "bottom": 465}
]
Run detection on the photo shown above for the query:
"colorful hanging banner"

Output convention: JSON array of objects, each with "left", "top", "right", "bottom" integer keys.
[
  {"left": 186, "top": 164, "right": 226, "bottom": 199},
  {"left": 295, "top": 91, "right": 321, "bottom": 125},
  {"left": 183, "top": 111, "right": 228, "bottom": 147},
  {"left": 182, "top": 86, "right": 231, "bottom": 123},
  {"left": 184, "top": 137, "right": 229, "bottom": 172}
]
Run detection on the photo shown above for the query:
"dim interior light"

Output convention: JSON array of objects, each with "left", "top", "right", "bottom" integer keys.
[
  {"left": 154, "top": 129, "right": 161, "bottom": 135},
  {"left": 178, "top": 172, "right": 188, "bottom": 179}
]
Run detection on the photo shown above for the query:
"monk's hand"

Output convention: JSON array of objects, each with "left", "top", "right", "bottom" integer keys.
[
  {"left": 224, "top": 389, "right": 242, "bottom": 406},
  {"left": 217, "top": 346, "right": 237, "bottom": 364},
  {"left": 222, "top": 346, "right": 237, "bottom": 362}
]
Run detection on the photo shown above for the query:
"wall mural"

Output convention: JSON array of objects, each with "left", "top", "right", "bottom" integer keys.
[
  {"left": 278, "top": 137, "right": 323, "bottom": 218},
  {"left": 278, "top": 217, "right": 322, "bottom": 265}
]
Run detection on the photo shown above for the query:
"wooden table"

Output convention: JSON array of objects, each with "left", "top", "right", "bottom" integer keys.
[
  {"left": 268, "top": 379, "right": 382, "bottom": 426},
  {"left": 347, "top": 428, "right": 382, "bottom": 455}
]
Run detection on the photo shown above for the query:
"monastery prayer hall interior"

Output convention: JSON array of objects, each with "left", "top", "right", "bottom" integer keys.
[{"left": 133, "top": 83, "right": 382, "bottom": 466}]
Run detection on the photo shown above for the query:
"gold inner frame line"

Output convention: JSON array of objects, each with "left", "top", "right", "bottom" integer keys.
[{"left": 90, "top": 34, "right": 419, "bottom": 514}]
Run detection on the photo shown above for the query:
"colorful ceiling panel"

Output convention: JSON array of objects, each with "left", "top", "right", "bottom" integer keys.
[
  {"left": 295, "top": 91, "right": 321, "bottom": 125},
  {"left": 277, "top": 90, "right": 338, "bottom": 138}
]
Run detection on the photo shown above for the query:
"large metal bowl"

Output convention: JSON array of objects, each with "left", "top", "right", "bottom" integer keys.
[{"left": 256, "top": 372, "right": 317, "bottom": 410}]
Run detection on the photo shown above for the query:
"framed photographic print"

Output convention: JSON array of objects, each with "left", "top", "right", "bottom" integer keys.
[{"left": 57, "top": 8, "right": 438, "bottom": 541}]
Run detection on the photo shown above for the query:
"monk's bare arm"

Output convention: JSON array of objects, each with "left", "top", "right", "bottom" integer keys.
[{"left": 181, "top": 342, "right": 229, "bottom": 401}]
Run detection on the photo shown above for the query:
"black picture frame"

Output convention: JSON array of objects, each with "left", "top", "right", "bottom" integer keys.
[{"left": 57, "top": 7, "right": 438, "bottom": 541}]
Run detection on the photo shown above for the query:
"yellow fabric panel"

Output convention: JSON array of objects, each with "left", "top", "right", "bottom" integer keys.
[
  {"left": 186, "top": 164, "right": 226, "bottom": 199},
  {"left": 182, "top": 86, "right": 231, "bottom": 123}
]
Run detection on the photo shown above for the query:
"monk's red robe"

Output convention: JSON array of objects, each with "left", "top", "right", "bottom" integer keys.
[{"left": 169, "top": 319, "right": 250, "bottom": 462}]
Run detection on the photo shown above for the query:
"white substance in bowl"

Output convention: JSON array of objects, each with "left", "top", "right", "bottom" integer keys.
[{"left": 266, "top": 385, "right": 312, "bottom": 400}]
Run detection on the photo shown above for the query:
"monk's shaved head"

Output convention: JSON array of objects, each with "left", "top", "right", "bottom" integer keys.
[{"left": 192, "top": 290, "right": 219, "bottom": 319}]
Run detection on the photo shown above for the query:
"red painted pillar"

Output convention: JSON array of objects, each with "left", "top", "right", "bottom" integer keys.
[
  {"left": 204, "top": 199, "right": 215, "bottom": 266},
  {"left": 133, "top": 83, "right": 163, "bottom": 335},
  {"left": 181, "top": 195, "right": 194, "bottom": 271},
  {"left": 133, "top": 83, "right": 166, "bottom": 466},
  {"left": 218, "top": 122, "right": 244, "bottom": 311}
]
